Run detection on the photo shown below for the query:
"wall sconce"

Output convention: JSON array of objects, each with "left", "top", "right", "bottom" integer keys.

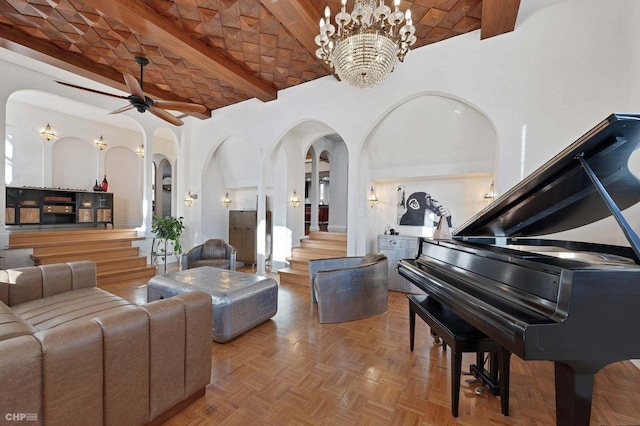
[
  {"left": 184, "top": 191, "right": 197, "bottom": 207},
  {"left": 95, "top": 135, "right": 107, "bottom": 151},
  {"left": 222, "top": 192, "right": 232, "bottom": 208},
  {"left": 40, "top": 123, "right": 56, "bottom": 141},
  {"left": 484, "top": 181, "right": 496, "bottom": 203},
  {"left": 368, "top": 186, "right": 379, "bottom": 208},
  {"left": 290, "top": 190, "right": 300, "bottom": 208},
  {"left": 136, "top": 145, "right": 144, "bottom": 158}
]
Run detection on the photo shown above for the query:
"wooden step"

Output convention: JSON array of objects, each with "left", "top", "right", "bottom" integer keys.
[
  {"left": 31, "top": 247, "right": 140, "bottom": 265},
  {"left": 32, "top": 240, "right": 134, "bottom": 256},
  {"left": 8, "top": 228, "right": 155, "bottom": 287},
  {"left": 308, "top": 231, "right": 347, "bottom": 242},
  {"left": 300, "top": 239, "right": 348, "bottom": 251},
  {"left": 97, "top": 265, "right": 157, "bottom": 286},
  {"left": 287, "top": 258, "right": 310, "bottom": 272},
  {"left": 95, "top": 256, "right": 148, "bottom": 273},
  {"left": 8, "top": 228, "right": 141, "bottom": 248},
  {"left": 280, "top": 231, "right": 348, "bottom": 287},
  {"left": 290, "top": 247, "right": 346, "bottom": 260},
  {"left": 277, "top": 267, "right": 310, "bottom": 286}
]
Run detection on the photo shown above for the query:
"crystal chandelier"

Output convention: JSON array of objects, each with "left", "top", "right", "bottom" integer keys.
[{"left": 315, "top": 0, "right": 416, "bottom": 89}]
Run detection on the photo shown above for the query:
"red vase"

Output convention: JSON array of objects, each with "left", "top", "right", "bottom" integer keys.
[
  {"left": 93, "top": 180, "right": 101, "bottom": 191},
  {"left": 101, "top": 175, "right": 108, "bottom": 192}
]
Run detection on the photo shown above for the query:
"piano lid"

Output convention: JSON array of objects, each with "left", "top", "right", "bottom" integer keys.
[{"left": 455, "top": 113, "right": 640, "bottom": 238}]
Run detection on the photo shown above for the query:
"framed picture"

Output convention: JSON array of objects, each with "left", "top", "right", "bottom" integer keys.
[{"left": 396, "top": 185, "right": 452, "bottom": 228}]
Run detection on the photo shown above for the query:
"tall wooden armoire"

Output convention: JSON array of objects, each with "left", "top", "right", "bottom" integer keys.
[{"left": 229, "top": 210, "right": 271, "bottom": 264}]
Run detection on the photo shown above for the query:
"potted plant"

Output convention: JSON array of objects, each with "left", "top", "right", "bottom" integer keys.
[{"left": 151, "top": 215, "right": 185, "bottom": 272}]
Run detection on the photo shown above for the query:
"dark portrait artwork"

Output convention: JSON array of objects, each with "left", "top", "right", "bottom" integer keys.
[{"left": 398, "top": 190, "right": 452, "bottom": 227}]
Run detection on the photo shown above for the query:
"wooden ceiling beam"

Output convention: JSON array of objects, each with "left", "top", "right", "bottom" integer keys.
[
  {"left": 481, "top": 0, "right": 521, "bottom": 40},
  {"left": 79, "top": 0, "right": 277, "bottom": 103},
  {"left": 0, "top": 25, "right": 211, "bottom": 120},
  {"left": 260, "top": 0, "right": 334, "bottom": 76}
]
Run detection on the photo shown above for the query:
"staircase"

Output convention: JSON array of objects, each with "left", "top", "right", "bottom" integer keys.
[
  {"left": 8, "top": 228, "right": 157, "bottom": 286},
  {"left": 278, "top": 231, "right": 347, "bottom": 286}
]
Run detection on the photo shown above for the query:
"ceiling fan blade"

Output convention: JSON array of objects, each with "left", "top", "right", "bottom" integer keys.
[
  {"left": 148, "top": 106, "right": 184, "bottom": 126},
  {"left": 109, "top": 104, "right": 135, "bottom": 115},
  {"left": 123, "top": 69, "right": 145, "bottom": 99},
  {"left": 154, "top": 100, "right": 207, "bottom": 114},
  {"left": 55, "top": 81, "right": 128, "bottom": 101}
]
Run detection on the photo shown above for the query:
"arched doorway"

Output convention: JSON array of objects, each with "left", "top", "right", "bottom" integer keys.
[
  {"left": 304, "top": 136, "right": 348, "bottom": 235},
  {"left": 153, "top": 157, "right": 172, "bottom": 218},
  {"left": 305, "top": 149, "right": 331, "bottom": 234},
  {"left": 359, "top": 93, "right": 497, "bottom": 253}
]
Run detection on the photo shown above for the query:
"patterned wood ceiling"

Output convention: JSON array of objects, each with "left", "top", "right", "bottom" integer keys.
[{"left": 0, "top": 0, "right": 520, "bottom": 121}]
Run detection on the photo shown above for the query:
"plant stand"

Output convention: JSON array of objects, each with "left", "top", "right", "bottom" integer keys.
[{"left": 151, "top": 238, "right": 179, "bottom": 273}]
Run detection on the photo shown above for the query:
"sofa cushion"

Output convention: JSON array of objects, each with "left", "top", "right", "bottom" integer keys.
[
  {"left": 12, "top": 287, "right": 134, "bottom": 331},
  {"left": 201, "top": 239, "right": 226, "bottom": 260},
  {"left": 0, "top": 301, "right": 37, "bottom": 342},
  {"left": 36, "top": 319, "right": 104, "bottom": 426},
  {"left": 0, "top": 261, "right": 97, "bottom": 307},
  {"left": 0, "top": 267, "right": 44, "bottom": 306},
  {"left": 92, "top": 306, "right": 150, "bottom": 426},
  {"left": 0, "top": 335, "right": 42, "bottom": 421}
]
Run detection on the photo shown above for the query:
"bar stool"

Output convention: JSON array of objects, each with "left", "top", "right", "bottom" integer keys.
[{"left": 408, "top": 294, "right": 511, "bottom": 417}]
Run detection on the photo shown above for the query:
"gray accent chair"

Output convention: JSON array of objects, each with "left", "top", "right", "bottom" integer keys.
[
  {"left": 309, "top": 253, "right": 389, "bottom": 324},
  {"left": 181, "top": 239, "right": 236, "bottom": 271}
]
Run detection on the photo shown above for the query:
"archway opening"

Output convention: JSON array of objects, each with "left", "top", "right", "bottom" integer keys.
[{"left": 305, "top": 149, "right": 331, "bottom": 234}]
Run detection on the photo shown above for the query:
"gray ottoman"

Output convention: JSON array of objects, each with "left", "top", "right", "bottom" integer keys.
[{"left": 147, "top": 267, "right": 278, "bottom": 343}]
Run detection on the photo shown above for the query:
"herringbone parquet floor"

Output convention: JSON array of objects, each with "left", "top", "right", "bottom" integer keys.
[{"left": 103, "top": 266, "right": 640, "bottom": 425}]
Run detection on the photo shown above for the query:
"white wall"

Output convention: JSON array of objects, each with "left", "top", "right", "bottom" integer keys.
[
  {"left": 181, "top": 0, "right": 640, "bottom": 260},
  {"left": 105, "top": 146, "right": 143, "bottom": 228},
  {"left": 201, "top": 147, "right": 229, "bottom": 242},
  {"left": 2, "top": 0, "right": 640, "bottom": 270},
  {"left": 5, "top": 124, "right": 44, "bottom": 187},
  {"left": 5, "top": 96, "right": 145, "bottom": 228},
  {"left": 51, "top": 137, "right": 97, "bottom": 189},
  {"left": 366, "top": 95, "right": 496, "bottom": 180}
]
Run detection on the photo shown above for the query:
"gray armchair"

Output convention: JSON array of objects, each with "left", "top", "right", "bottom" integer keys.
[
  {"left": 309, "top": 253, "right": 388, "bottom": 324},
  {"left": 181, "top": 239, "right": 236, "bottom": 271}
]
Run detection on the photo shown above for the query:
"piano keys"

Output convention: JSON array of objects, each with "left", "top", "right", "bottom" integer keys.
[{"left": 398, "top": 113, "right": 640, "bottom": 426}]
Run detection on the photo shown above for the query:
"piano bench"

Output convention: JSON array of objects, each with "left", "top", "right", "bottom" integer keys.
[{"left": 408, "top": 294, "right": 511, "bottom": 417}]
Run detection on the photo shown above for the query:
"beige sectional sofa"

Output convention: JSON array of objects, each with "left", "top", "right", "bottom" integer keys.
[{"left": 0, "top": 260, "right": 212, "bottom": 426}]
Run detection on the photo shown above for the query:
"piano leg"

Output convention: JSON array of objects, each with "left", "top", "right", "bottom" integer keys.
[
  {"left": 409, "top": 304, "right": 416, "bottom": 351},
  {"left": 500, "top": 348, "right": 511, "bottom": 417},
  {"left": 554, "top": 362, "right": 602, "bottom": 426}
]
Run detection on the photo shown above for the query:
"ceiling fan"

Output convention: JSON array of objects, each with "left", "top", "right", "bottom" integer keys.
[{"left": 56, "top": 56, "right": 207, "bottom": 126}]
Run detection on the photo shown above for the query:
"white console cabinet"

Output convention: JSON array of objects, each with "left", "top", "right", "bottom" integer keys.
[{"left": 377, "top": 235, "right": 423, "bottom": 293}]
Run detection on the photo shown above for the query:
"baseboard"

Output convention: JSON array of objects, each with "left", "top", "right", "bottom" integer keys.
[{"left": 270, "top": 260, "right": 286, "bottom": 271}]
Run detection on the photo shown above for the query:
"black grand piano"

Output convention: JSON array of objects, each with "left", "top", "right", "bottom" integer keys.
[{"left": 398, "top": 113, "right": 640, "bottom": 425}]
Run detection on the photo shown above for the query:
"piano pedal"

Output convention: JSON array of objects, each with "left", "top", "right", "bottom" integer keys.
[
  {"left": 430, "top": 331, "right": 443, "bottom": 345},
  {"left": 474, "top": 385, "right": 489, "bottom": 395},
  {"left": 465, "top": 377, "right": 480, "bottom": 385}
]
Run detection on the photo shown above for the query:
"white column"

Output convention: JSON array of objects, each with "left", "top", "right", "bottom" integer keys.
[
  {"left": 310, "top": 149, "right": 320, "bottom": 232},
  {"left": 0, "top": 95, "right": 7, "bottom": 247}
]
